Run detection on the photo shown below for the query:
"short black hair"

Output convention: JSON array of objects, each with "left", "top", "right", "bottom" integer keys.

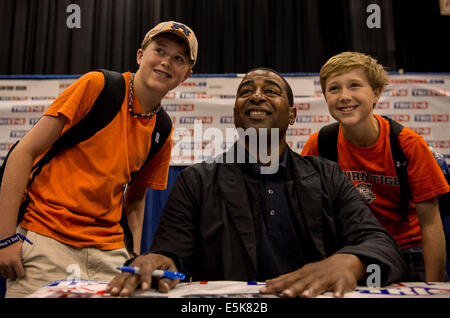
[{"left": 245, "top": 67, "right": 294, "bottom": 107}]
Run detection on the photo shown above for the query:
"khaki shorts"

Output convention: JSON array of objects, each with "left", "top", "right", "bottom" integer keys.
[{"left": 6, "top": 227, "right": 130, "bottom": 298}]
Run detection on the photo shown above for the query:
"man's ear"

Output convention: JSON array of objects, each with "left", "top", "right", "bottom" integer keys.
[
  {"left": 289, "top": 107, "right": 297, "bottom": 125},
  {"left": 136, "top": 48, "right": 144, "bottom": 66}
]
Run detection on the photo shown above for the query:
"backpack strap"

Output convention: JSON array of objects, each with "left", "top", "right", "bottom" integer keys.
[
  {"left": 123, "top": 107, "right": 172, "bottom": 255},
  {"left": 146, "top": 108, "right": 172, "bottom": 164},
  {"left": 317, "top": 122, "right": 340, "bottom": 162},
  {"left": 382, "top": 115, "right": 412, "bottom": 223},
  {"left": 14, "top": 70, "right": 125, "bottom": 224},
  {"left": 30, "top": 69, "right": 125, "bottom": 181},
  {"left": 129, "top": 107, "right": 173, "bottom": 182}
]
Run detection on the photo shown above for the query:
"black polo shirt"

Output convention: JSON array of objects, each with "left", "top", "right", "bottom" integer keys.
[{"left": 247, "top": 149, "right": 308, "bottom": 281}]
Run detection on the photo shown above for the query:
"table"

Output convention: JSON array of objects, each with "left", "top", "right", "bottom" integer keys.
[{"left": 27, "top": 279, "right": 450, "bottom": 298}]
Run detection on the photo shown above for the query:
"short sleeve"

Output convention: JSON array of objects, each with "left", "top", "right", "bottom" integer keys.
[
  {"left": 301, "top": 131, "right": 320, "bottom": 156},
  {"left": 44, "top": 71, "right": 105, "bottom": 134},
  {"left": 399, "top": 126, "right": 450, "bottom": 202}
]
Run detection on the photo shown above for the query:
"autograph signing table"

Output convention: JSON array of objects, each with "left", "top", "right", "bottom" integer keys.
[{"left": 28, "top": 279, "right": 450, "bottom": 298}]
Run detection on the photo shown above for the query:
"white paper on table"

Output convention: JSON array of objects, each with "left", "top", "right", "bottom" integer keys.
[{"left": 28, "top": 280, "right": 450, "bottom": 298}]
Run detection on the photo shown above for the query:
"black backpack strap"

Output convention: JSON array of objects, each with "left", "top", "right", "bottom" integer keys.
[
  {"left": 129, "top": 107, "right": 173, "bottom": 182},
  {"left": 15, "top": 70, "right": 125, "bottom": 224},
  {"left": 144, "top": 107, "right": 172, "bottom": 166},
  {"left": 54, "top": 69, "right": 125, "bottom": 148},
  {"left": 30, "top": 69, "right": 125, "bottom": 180},
  {"left": 123, "top": 107, "right": 172, "bottom": 255},
  {"left": 382, "top": 115, "right": 412, "bottom": 223},
  {"left": 317, "top": 122, "right": 340, "bottom": 162}
]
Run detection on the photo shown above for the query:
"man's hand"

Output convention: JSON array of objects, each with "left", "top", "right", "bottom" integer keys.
[
  {"left": 260, "top": 254, "right": 366, "bottom": 298},
  {"left": 106, "top": 253, "right": 180, "bottom": 297},
  {"left": 0, "top": 241, "right": 24, "bottom": 280}
]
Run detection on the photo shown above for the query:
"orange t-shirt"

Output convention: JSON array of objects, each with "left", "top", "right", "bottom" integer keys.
[
  {"left": 301, "top": 114, "right": 450, "bottom": 249},
  {"left": 20, "top": 71, "right": 173, "bottom": 250}
]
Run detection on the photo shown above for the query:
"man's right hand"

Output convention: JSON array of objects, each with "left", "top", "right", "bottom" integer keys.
[
  {"left": 106, "top": 253, "right": 180, "bottom": 297},
  {"left": 0, "top": 241, "right": 24, "bottom": 280}
]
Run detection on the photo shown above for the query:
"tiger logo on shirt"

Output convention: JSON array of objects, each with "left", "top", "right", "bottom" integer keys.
[{"left": 355, "top": 182, "right": 376, "bottom": 204}]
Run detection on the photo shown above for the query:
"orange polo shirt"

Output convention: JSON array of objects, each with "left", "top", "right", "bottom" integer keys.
[{"left": 20, "top": 71, "right": 173, "bottom": 250}]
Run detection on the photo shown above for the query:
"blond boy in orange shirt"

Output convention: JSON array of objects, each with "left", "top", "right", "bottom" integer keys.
[{"left": 302, "top": 52, "right": 449, "bottom": 282}]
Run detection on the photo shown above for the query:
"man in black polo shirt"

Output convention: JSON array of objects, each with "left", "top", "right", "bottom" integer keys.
[{"left": 107, "top": 67, "right": 406, "bottom": 298}]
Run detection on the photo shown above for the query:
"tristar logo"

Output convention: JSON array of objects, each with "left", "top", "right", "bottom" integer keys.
[
  {"left": 162, "top": 104, "right": 194, "bottom": 112},
  {"left": 179, "top": 92, "right": 211, "bottom": 99},
  {"left": 179, "top": 116, "right": 213, "bottom": 124},
  {"left": 60, "top": 83, "right": 71, "bottom": 89},
  {"left": 0, "top": 143, "right": 15, "bottom": 151},
  {"left": 383, "top": 114, "right": 410, "bottom": 122},
  {"left": 382, "top": 89, "right": 407, "bottom": 97},
  {"left": 220, "top": 116, "right": 233, "bottom": 124},
  {"left": 163, "top": 92, "right": 176, "bottom": 99},
  {"left": 415, "top": 114, "right": 449, "bottom": 122},
  {"left": 0, "top": 118, "right": 26, "bottom": 125},
  {"left": 0, "top": 97, "right": 27, "bottom": 101},
  {"left": 412, "top": 88, "right": 446, "bottom": 97},
  {"left": 10, "top": 130, "right": 28, "bottom": 138},
  {"left": 394, "top": 102, "right": 428, "bottom": 110},
  {"left": 286, "top": 128, "right": 311, "bottom": 136},
  {"left": 412, "top": 127, "right": 431, "bottom": 135},
  {"left": 179, "top": 82, "right": 207, "bottom": 87},
  {"left": 293, "top": 103, "right": 310, "bottom": 110},
  {"left": 11, "top": 105, "right": 45, "bottom": 113},
  {"left": 295, "top": 115, "right": 330, "bottom": 123},
  {"left": 375, "top": 101, "right": 389, "bottom": 109},
  {"left": 29, "top": 118, "right": 40, "bottom": 126},
  {"left": 426, "top": 140, "right": 450, "bottom": 148}
]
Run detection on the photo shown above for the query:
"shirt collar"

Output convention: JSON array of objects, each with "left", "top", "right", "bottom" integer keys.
[{"left": 247, "top": 147, "right": 288, "bottom": 178}]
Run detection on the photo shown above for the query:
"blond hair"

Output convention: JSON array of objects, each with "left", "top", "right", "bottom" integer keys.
[{"left": 319, "top": 52, "right": 389, "bottom": 94}]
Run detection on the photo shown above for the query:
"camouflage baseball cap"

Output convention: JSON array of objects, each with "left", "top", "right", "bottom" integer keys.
[{"left": 142, "top": 21, "right": 198, "bottom": 66}]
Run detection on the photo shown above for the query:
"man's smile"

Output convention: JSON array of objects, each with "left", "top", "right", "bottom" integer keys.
[{"left": 245, "top": 107, "right": 272, "bottom": 119}]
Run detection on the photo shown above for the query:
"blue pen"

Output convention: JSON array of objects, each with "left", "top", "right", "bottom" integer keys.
[{"left": 117, "top": 266, "right": 185, "bottom": 280}]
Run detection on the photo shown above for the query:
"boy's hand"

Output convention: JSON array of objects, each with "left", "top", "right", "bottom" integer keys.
[{"left": 0, "top": 242, "right": 25, "bottom": 280}]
